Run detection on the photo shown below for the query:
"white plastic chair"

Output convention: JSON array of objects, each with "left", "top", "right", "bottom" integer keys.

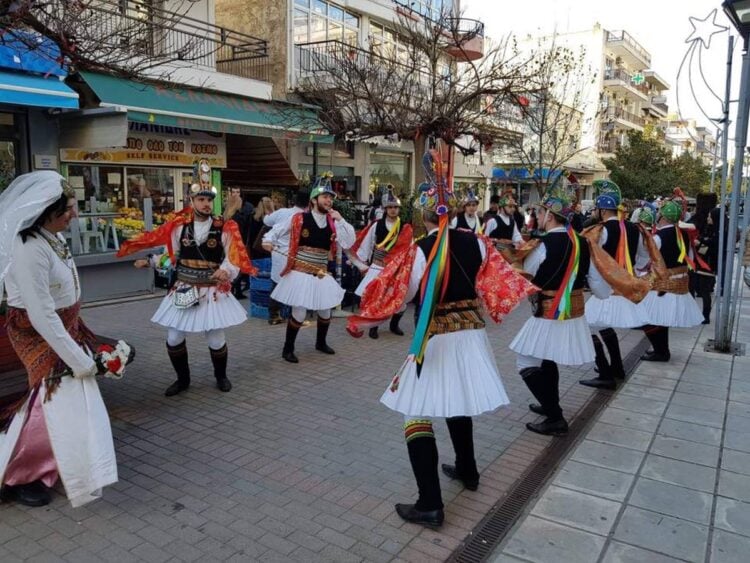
[{"left": 79, "top": 218, "right": 105, "bottom": 253}]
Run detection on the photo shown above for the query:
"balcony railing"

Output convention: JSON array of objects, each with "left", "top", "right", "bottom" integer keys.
[
  {"left": 84, "top": 0, "right": 270, "bottom": 82},
  {"left": 604, "top": 69, "right": 650, "bottom": 96},
  {"left": 597, "top": 139, "right": 624, "bottom": 153},
  {"left": 605, "top": 107, "right": 645, "bottom": 127},
  {"left": 605, "top": 30, "right": 651, "bottom": 67}
]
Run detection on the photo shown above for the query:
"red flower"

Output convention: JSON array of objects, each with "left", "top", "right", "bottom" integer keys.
[
  {"left": 106, "top": 357, "right": 122, "bottom": 373},
  {"left": 97, "top": 344, "right": 115, "bottom": 354}
]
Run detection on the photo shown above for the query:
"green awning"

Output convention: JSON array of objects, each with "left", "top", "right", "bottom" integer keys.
[{"left": 79, "top": 71, "right": 333, "bottom": 142}]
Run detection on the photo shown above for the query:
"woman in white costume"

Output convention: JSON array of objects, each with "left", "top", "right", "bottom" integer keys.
[{"left": 0, "top": 171, "right": 118, "bottom": 508}]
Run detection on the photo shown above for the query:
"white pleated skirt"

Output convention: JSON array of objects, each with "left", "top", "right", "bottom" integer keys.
[
  {"left": 637, "top": 290, "right": 704, "bottom": 328},
  {"left": 354, "top": 264, "right": 383, "bottom": 296},
  {"left": 151, "top": 287, "right": 247, "bottom": 332},
  {"left": 510, "top": 315, "right": 595, "bottom": 365},
  {"left": 586, "top": 295, "right": 646, "bottom": 328},
  {"left": 271, "top": 270, "right": 345, "bottom": 310},
  {"left": 380, "top": 328, "right": 510, "bottom": 418}
]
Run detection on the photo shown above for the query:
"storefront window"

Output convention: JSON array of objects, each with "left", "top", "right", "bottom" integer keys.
[
  {"left": 369, "top": 152, "right": 411, "bottom": 198},
  {"left": 126, "top": 167, "right": 175, "bottom": 223},
  {"left": 0, "top": 113, "right": 18, "bottom": 193},
  {"left": 67, "top": 165, "right": 126, "bottom": 212}
]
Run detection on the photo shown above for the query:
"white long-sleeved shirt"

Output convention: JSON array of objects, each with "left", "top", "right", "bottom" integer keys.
[
  {"left": 522, "top": 227, "right": 611, "bottom": 299},
  {"left": 5, "top": 230, "right": 96, "bottom": 377},
  {"left": 485, "top": 213, "right": 523, "bottom": 243},
  {"left": 264, "top": 206, "right": 301, "bottom": 229},
  {"left": 263, "top": 207, "right": 305, "bottom": 283}
]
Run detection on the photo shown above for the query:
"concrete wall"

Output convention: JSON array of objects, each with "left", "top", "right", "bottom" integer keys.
[{"left": 215, "top": 0, "right": 288, "bottom": 98}]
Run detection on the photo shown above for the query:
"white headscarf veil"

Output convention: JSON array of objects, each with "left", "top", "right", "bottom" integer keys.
[{"left": 0, "top": 171, "right": 67, "bottom": 298}]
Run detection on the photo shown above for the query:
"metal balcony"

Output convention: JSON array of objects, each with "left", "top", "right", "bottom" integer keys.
[
  {"left": 444, "top": 18, "right": 485, "bottom": 61},
  {"left": 605, "top": 30, "right": 651, "bottom": 68},
  {"left": 81, "top": 0, "right": 270, "bottom": 82},
  {"left": 603, "top": 69, "right": 649, "bottom": 101},
  {"left": 605, "top": 107, "right": 645, "bottom": 128}
]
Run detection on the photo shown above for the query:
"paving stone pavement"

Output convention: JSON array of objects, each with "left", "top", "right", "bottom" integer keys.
[
  {"left": 491, "top": 291, "right": 750, "bottom": 563},
  {"left": 0, "top": 294, "right": 644, "bottom": 563}
]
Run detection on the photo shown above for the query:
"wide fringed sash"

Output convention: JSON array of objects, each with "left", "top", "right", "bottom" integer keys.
[{"left": 1, "top": 302, "right": 96, "bottom": 432}]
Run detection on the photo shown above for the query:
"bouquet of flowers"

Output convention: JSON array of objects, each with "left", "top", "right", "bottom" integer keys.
[{"left": 94, "top": 341, "right": 134, "bottom": 379}]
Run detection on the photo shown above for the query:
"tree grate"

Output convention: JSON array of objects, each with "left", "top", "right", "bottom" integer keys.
[{"left": 448, "top": 337, "right": 650, "bottom": 563}]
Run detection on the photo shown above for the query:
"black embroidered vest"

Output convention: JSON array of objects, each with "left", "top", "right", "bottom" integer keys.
[
  {"left": 178, "top": 218, "right": 225, "bottom": 267},
  {"left": 532, "top": 231, "right": 590, "bottom": 292},
  {"left": 417, "top": 229, "right": 482, "bottom": 303},
  {"left": 488, "top": 215, "right": 515, "bottom": 240},
  {"left": 602, "top": 219, "right": 640, "bottom": 264},
  {"left": 298, "top": 212, "right": 333, "bottom": 251},
  {"left": 456, "top": 213, "right": 479, "bottom": 232},
  {"left": 656, "top": 226, "right": 686, "bottom": 268}
]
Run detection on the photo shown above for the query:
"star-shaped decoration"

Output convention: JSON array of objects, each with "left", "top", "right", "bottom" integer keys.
[{"left": 686, "top": 9, "right": 729, "bottom": 49}]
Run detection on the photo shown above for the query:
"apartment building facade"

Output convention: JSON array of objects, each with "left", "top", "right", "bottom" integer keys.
[
  {"left": 216, "top": 0, "right": 489, "bottom": 207},
  {"left": 494, "top": 24, "right": 672, "bottom": 201}
]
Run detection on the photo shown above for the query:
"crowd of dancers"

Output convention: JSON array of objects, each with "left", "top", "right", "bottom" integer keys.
[{"left": 0, "top": 153, "right": 706, "bottom": 529}]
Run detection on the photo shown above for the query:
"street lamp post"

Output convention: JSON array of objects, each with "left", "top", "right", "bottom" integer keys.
[{"left": 713, "top": 0, "right": 750, "bottom": 352}]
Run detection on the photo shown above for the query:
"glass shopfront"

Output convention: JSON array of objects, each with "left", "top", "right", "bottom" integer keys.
[
  {"left": 61, "top": 124, "right": 226, "bottom": 255},
  {"left": 369, "top": 151, "right": 411, "bottom": 199}
]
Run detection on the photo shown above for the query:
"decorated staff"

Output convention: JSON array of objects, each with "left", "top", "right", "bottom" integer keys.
[
  {"left": 0, "top": 172, "right": 132, "bottom": 508},
  {"left": 637, "top": 188, "right": 704, "bottom": 361},
  {"left": 579, "top": 180, "right": 650, "bottom": 390},
  {"left": 349, "top": 187, "right": 412, "bottom": 338},
  {"left": 510, "top": 179, "right": 611, "bottom": 436},
  {"left": 450, "top": 188, "right": 483, "bottom": 234},
  {"left": 348, "top": 146, "right": 536, "bottom": 527},
  {"left": 117, "top": 160, "right": 253, "bottom": 396},
  {"left": 262, "top": 174, "right": 357, "bottom": 363}
]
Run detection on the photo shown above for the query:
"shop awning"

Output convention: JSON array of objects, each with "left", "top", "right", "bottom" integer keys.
[
  {"left": 0, "top": 71, "right": 79, "bottom": 109},
  {"left": 79, "top": 71, "right": 333, "bottom": 143}
]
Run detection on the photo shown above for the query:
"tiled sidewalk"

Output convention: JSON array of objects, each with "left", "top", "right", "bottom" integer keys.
[{"left": 491, "top": 294, "right": 750, "bottom": 563}]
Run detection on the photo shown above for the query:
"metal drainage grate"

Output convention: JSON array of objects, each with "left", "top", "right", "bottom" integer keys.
[{"left": 448, "top": 337, "right": 650, "bottom": 563}]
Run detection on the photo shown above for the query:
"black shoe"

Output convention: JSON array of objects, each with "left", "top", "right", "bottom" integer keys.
[
  {"left": 390, "top": 322, "right": 404, "bottom": 336},
  {"left": 234, "top": 293, "right": 247, "bottom": 300},
  {"left": 0, "top": 482, "right": 51, "bottom": 507},
  {"left": 528, "top": 403, "right": 546, "bottom": 416},
  {"left": 369, "top": 327, "right": 379, "bottom": 339},
  {"left": 394, "top": 503, "right": 444, "bottom": 527},
  {"left": 702, "top": 318, "right": 710, "bottom": 325},
  {"left": 315, "top": 343, "right": 335, "bottom": 355},
  {"left": 640, "top": 351, "right": 671, "bottom": 362},
  {"left": 441, "top": 464, "right": 479, "bottom": 491},
  {"left": 526, "top": 418, "right": 569, "bottom": 437},
  {"left": 216, "top": 377, "right": 232, "bottom": 392},
  {"left": 268, "top": 317, "right": 284, "bottom": 325},
  {"left": 579, "top": 377, "right": 617, "bottom": 390},
  {"left": 282, "top": 350, "right": 299, "bottom": 363},
  {"left": 165, "top": 380, "right": 189, "bottom": 397}
]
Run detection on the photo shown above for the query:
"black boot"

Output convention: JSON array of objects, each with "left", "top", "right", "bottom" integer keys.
[
  {"left": 390, "top": 313, "right": 405, "bottom": 336},
  {"left": 702, "top": 296, "right": 711, "bottom": 324},
  {"left": 600, "top": 328, "right": 626, "bottom": 379},
  {"left": 641, "top": 326, "right": 670, "bottom": 361},
  {"left": 369, "top": 326, "right": 379, "bottom": 339},
  {"left": 0, "top": 481, "right": 51, "bottom": 507},
  {"left": 165, "top": 341, "right": 191, "bottom": 396},
  {"left": 283, "top": 318, "right": 302, "bottom": 363},
  {"left": 580, "top": 334, "right": 617, "bottom": 389},
  {"left": 521, "top": 365, "right": 549, "bottom": 417},
  {"left": 315, "top": 315, "right": 335, "bottom": 354},
  {"left": 210, "top": 344, "right": 232, "bottom": 392},
  {"left": 268, "top": 296, "right": 283, "bottom": 325},
  {"left": 526, "top": 362, "right": 568, "bottom": 437},
  {"left": 442, "top": 417, "right": 479, "bottom": 491},
  {"left": 396, "top": 433, "right": 444, "bottom": 527}
]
